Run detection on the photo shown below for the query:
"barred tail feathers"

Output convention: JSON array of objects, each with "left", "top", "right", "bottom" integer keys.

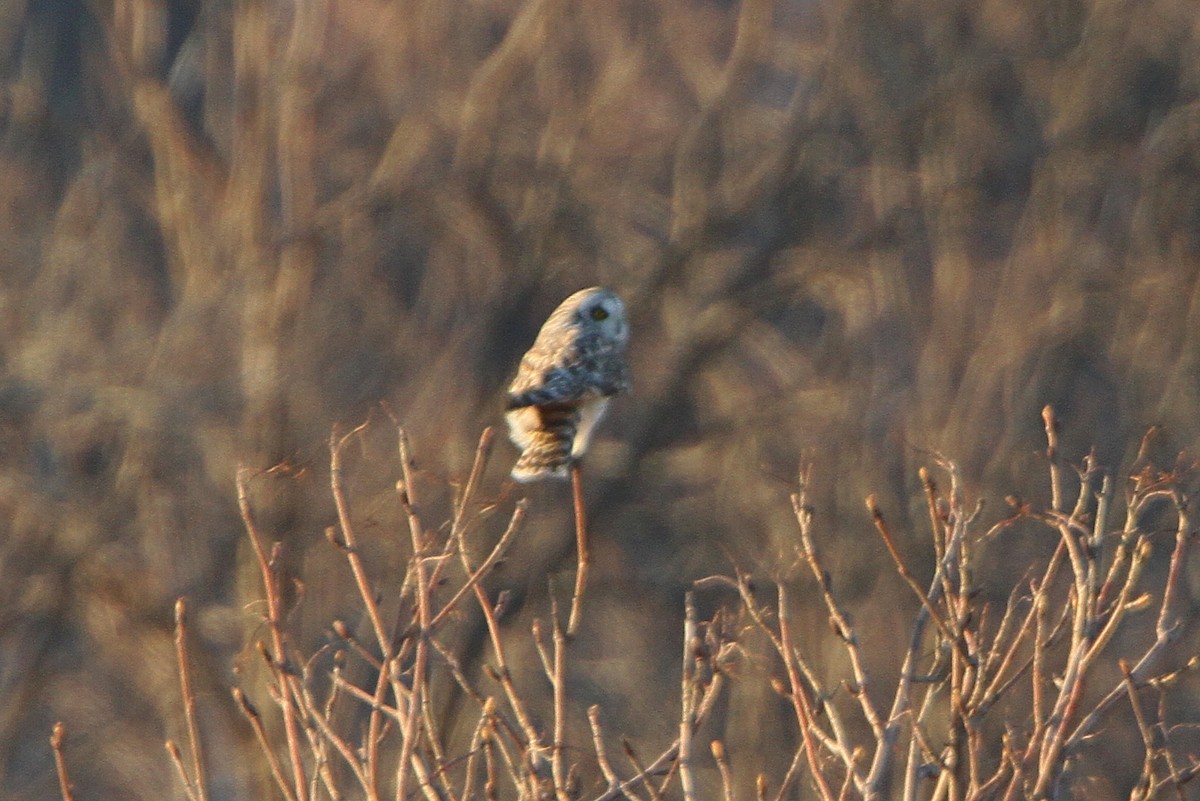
[{"left": 510, "top": 404, "right": 579, "bottom": 482}]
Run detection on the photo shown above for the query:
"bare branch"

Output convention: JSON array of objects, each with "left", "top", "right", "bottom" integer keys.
[
  {"left": 173, "top": 598, "right": 210, "bottom": 801},
  {"left": 568, "top": 462, "right": 591, "bottom": 636},
  {"left": 679, "top": 591, "right": 699, "bottom": 801},
  {"left": 236, "top": 469, "right": 310, "bottom": 801},
  {"left": 50, "top": 724, "right": 77, "bottom": 801}
]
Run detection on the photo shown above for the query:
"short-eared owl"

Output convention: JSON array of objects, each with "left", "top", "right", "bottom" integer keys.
[{"left": 505, "top": 287, "right": 631, "bottom": 482}]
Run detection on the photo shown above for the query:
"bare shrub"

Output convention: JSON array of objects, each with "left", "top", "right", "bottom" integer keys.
[
  {"left": 44, "top": 409, "right": 1194, "bottom": 801},
  {"left": 8, "top": 2, "right": 1200, "bottom": 796}
]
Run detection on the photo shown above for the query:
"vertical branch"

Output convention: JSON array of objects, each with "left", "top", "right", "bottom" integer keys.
[
  {"left": 174, "top": 598, "right": 210, "bottom": 801},
  {"left": 1031, "top": 422, "right": 1093, "bottom": 791},
  {"left": 50, "top": 723, "right": 77, "bottom": 801},
  {"left": 1154, "top": 498, "right": 1191, "bottom": 643},
  {"left": 788, "top": 472, "right": 869, "bottom": 787},
  {"left": 482, "top": 730, "right": 499, "bottom": 801},
  {"left": 461, "top": 702, "right": 495, "bottom": 801},
  {"left": 1094, "top": 481, "right": 1142, "bottom": 614},
  {"left": 237, "top": 469, "right": 310, "bottom": 801},
  {"left": 1031, "top": 584, "right": 1048, "bottom": 736},
  {"left": 773, "top": 583, "right": 838, "bottom": 801},
  {"left": 711, "top": 741, "right": 735, "bottom": 801},
  {"left": 728, "top": 566, "right": 836, "bottom": 800},
  {"left": 1042, "top": 406, "right": 1063, "bottom": 513},
  {"left": 1063, "top": 492, "right": 1188, "bottom": 752},
  {"left": 679, "top": 591, "right": 698, "bottom": 801},
  {"left": 329, "top": 423, "right": 390, "bottom": 798},
  {"left": 395, "top": 429, "right": 432, "bottom": 801},
  {"left": 364, "top": 661, "right": 389, "bottom": 799},
  {"left": 547, "top": 597, "right": 572, "bottom": 801},
  {"left": 436, "top": 441, "right": 548, "bottom": 788},
  {"left": 329, "top": 424, "right": 391, "bottom": 654},
  {"left": 1085, "top": 468, "right": 1111, "bottom": 611},
  {"left": 863, "top": 483, "right": 971, "bottom": 800},
  {"left": 295, "top": 681, "right": 377, "bottom": 796},
  {"left": 568, "top": 461, "right": 590, "bottom": 637}
]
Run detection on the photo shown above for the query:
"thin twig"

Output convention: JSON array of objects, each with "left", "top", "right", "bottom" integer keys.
[
  {"left": 1122, "top": 659, "right": 1157, "bottom": 799},
  {"left": 590, "top": 672, "right": 727, "bottom": 801},
  {"left": 332, "top": 670, "right": 405, "bottom": 724},
  {"left": 298, "top": 682, "right": 375, "bottom": 795},
  {"left": 588, "top": 706, "right": 637, "bottom": 801},
  {"left": 233, "top": 689, "right": 300, "bottom": 801},
  {"left": 444, "top": 428, "right": 496, "bottom": 565},
  {"left": 482, "top": 730, "right": 500, "bottom": 801},
  {"left": 769, "top": 747, "right": 806, "bottom": 801},
  {"left": 1064, "top": 498, "right": 1194, "bottom": 752},
  {"left": 867, "top": 496, "right": 965, "bottom": 658},
  {"left": 174, "top": 598, "right": 210, "bottom": 801},
  {"left": 1042, "top": 406, "right": 1063, "bottom": 513},
  {"left": 50, "top": 723, "right": 77, "bottom": 801},
  {"left": 792, "top": 492, "right": 884, "bottom": 743},
  {"left": 426, "top": 427, "right": 497, "bottom": 613},
  {"left": 329, "top": 424, "right": 391, "bottom": 655},
  {"left": 623, "top": 740, "right": 668, "bottom": 801},
  {"left": 551, "top": 597, "right": 571, "bottom": 801},
  {"left": 973, "top": 580, "right": 1035, "bottom": 712},
  {"left": 461, "top": 702, "right": 495, "bottom": 801},
  {"left": 331, "top": 619, "right": 385, "bottom": 671},
  {"left": 679, "top": 590, "right": 699, "bottom": 801},
  {"left": 863, "top": 478, "right": 971, "bottom": 799},
  {"left": 429, "top": 500, "right": 527, "bottom": 633},
  {"left": 457, "top": 494, "right": 545, "bottom": 766},
  {"left": 395, "top": 427, "right": 432, "bottom": 801},
  {"left": 166, "top": 740, "right": 201, "bottom": 801},
  {"left": 568, "top": 461, "right": 590, "bottom": 636},
  {"left": 237, "top": 468, "right": 309, "bottom": 801},
  {"left": 711, "top": 740, "right": 734, "bottom": 801},
  {"left": 734, "top": 574, "right": 837, "bottom": 800}
]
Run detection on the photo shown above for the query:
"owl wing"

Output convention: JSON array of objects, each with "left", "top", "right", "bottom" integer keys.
[
  {"left": 507, "top": 328, "right": 630, "bottom": 410},
  {"left": 506, "top": 363, "right": 589, "bottom": 409}
]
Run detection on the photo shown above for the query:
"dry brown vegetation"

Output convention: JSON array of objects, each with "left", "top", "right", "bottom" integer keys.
[
  {"left": 52, "top": 411, "right": 1200, "bottom": 801},
  {"left": 3, "top": 0, "right": 1200, "bottom": 799}
]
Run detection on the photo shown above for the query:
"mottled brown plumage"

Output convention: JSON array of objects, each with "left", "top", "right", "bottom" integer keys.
[{"left": 505, "top": 287, "right": 630, "bottom": 481}]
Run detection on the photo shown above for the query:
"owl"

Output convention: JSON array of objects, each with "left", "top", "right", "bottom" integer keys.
[{"left": 505, "top": 287, "right": 631, "bottom": 482}]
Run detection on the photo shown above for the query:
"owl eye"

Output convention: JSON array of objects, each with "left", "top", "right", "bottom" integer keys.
[{"left": 589, "top": 306, "right": 610, "bottom": 321}]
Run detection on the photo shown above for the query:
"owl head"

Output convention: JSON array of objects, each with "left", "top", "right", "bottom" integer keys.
[{"left": 571, "top": 287, "right": 629, "bottom": 345}]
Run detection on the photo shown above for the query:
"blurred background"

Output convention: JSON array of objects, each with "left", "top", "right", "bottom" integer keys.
[{"left": 2, "top": 0, "right": 1200, "bottom": 798}]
